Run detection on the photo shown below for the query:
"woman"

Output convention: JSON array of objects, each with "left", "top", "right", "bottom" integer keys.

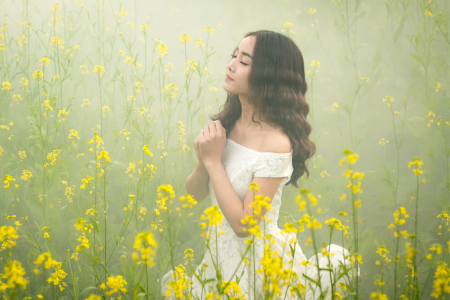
[{"left": 161, "top": 30, "right": 359, "bottom": 299}]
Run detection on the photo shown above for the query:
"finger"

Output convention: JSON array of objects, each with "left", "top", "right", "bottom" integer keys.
[
  {"left": 214, "top": 120, "right": 222, "bottom": 135},
  {"left": 209, "top": 122, "right": 216, "bottom": 135}
]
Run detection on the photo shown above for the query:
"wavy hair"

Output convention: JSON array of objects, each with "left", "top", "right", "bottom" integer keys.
[{"left": 209, "top": 30, "right": 316, "bottom": 188}]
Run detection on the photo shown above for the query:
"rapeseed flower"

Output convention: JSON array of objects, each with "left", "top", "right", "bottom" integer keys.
[
  {"left": 0, "top": 260, "right": 29, "bottom": 291},
  {"left": 100, "top": 275, "right": 127, "bottom": 296},
  {"left": 0, "top": 226, "right": 19, "bottom": 250},
  {"left": 133, "top": 232, "right": 158, "bottom": 267},
  {"left": 408, "top": 157, "right": 423, "bottom": 175}
]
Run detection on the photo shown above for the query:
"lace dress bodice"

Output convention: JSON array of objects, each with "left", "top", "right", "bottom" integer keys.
[
  {"left": 161, "top": 138, "right": 359, "bottom": 300},
  {"left": 209, "top": 138, "right": 294, "bottom": 236}
]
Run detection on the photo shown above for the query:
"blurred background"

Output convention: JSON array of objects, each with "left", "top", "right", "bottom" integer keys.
[{"left": 0, "top": 0, "right": 449, "bottom": 299}]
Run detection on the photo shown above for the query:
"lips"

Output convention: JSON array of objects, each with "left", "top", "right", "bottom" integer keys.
[{"left": 226, "top": 74, "right": 234, "bottom": 80}]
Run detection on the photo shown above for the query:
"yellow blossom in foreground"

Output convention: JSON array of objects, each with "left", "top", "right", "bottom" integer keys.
[
  {"left": 101, "top": 275, "right": 127, "bottom": 296},
  {"left": 133, "top": 232, "right": 158, "bottom": 267},
  {"left": 201, "top": 205, "right": 224, "bottom": 227},
  {"left": 0, "top": 226, "right": 19, "bottom": 250},
  {"left": 165, "top": 264, "right": 191, "bottom": 298},
  {"left": 1, "top": 260, "right": 29, "bottom": 291}
]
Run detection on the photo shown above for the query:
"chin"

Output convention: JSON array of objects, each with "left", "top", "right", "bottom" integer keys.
[{"left": 223, "top": 84, "right": 231, "bottom": 93}]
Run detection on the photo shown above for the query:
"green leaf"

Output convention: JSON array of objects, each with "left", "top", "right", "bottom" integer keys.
[
  {"left": 302, "top": 273, "right": 320, "bottom": 286},
  {"left": 406, "top": 116, "right": 426, "bottom": 138},
  {"left": 384, "top": 1, "right": 390, "bottom": 15},
  {"left": 383, "top": 177, "right": 396, "bottom": 196},
  {"left": 196, "top": 86, "right": 203, "bottom": 99},
  {"left": 113, "top": 129, "right": 119, "bottom": 143},
  {"left": 49, "top": 96, "right": 57, "bottom": 106},
  {"left": 336, "top": 265, "right": 353, "bottom": 281},
  {"left": 79, "top": 286, "right": 98, "bottom": 296},
  {"left": 132, "top": 119, "right": 143, "bottom": 136},
  {"left": 340, "top": 103, "right": 351, "bottom": 117},
  {"left": 89, "top": 217, "right": 100, "bottom": 233},
  {"left": 410, "top": 53, "right": 424, "bottom": 66},
  {"left": 393, "top": 13, "right": 409, "bottom": 43}
]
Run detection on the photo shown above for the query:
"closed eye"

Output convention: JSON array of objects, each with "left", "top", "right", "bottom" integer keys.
[{"left": 230, "top": 55, "right": 248, "bottom": 66}]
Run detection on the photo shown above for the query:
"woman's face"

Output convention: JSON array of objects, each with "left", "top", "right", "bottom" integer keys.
[{"left": 223, "top": 36, "right": 255, "bottom": 95}]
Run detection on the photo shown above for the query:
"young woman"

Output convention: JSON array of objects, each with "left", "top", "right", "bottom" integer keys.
[{"left": 161, "top": 30, "right": 358, "bottom": 300}]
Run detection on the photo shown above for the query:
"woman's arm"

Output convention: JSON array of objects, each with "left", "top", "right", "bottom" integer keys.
[{"left": 185, "top": 160, "right": 210, "bottom": 202}]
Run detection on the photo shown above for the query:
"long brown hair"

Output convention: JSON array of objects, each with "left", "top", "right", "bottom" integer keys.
[{"left": 209, "top": 30, "right": 316, "bottom": 188}]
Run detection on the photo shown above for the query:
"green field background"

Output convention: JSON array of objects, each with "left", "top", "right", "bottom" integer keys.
[{"left": 0, "top": 0, "right": 449, "bottom": 299}]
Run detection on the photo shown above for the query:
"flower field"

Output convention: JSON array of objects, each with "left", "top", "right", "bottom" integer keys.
[{"left": 0, "top": 0, "right": 449, "bottom": 299}]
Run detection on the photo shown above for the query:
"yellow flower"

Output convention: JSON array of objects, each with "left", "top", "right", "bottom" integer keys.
[
  {"left": 143, "top": 145, "right": 153, "bottom": 156},
  {"left": 1, "top": 81, "right": 11, "bottom": 90},
  {"left": 133, "top": 232, "right": 158, "bottom": 266},
  {"left": 201, "top": 205, "right": 224, "bottom": 227},
  {"left": 408, "top": 157, "right": 423, "bottom": 175},
  {"left": 2, "top": 260, "right": 29, "bottom": 290},
  {"left": 93, "top": 65, "right": 105, "bottom": 77},
  {"left": 103, "top": 275, "right": 127, "bottom": 296}
]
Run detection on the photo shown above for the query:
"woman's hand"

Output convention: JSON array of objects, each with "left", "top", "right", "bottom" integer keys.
[
  {"left": 193, "top": 131, "right": 203, "bottom": 164},
  {"left": 199, "top": 120, "right": 226, "bottom": 168}
]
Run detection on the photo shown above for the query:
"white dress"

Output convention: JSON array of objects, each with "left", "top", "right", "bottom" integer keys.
[{"left": 161, "top": 138, "right": 359, "bottom": 299}]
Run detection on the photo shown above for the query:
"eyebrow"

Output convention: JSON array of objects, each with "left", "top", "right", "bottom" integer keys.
[{"left": 235, "top": 47, "right": 253, "bottom": 59}]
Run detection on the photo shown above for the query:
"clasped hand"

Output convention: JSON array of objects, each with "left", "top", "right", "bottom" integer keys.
[{"left": 196, "top": 120, "right": 226, "bottom": 168}]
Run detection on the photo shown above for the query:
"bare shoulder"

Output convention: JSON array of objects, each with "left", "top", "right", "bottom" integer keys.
[{"left": 263, "top": 131, "right": 292, "bottom": 154}]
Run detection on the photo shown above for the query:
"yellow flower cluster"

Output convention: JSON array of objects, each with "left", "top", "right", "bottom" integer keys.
[
  {"left": 20, "top": 170, "right": 33, "bottom": 181},
  {"left": 73, "top": 218, "right": 92, "bottom": 233},
  {"left": 0, "top": 260, "right": 29, "bottom": 292},
  {"left": 296, "top": 188, "right": 318, "bottom": 211},
  {"left": 156, "top": 184, "right": 175, "bottom": 211},
  {"left": 382, "top": 95, "right": 394, "bottom": 107},
  {"left": 160, "top": 83, "right": 178, "bottom": 98},
  {"left": 221, "top": 280, "right": 246, "bottom": 299},
  {"left": 258, "top": 243, "right": 293, "bottom": 297},
  {"left": 324, "top": 217, "right": 344, "bottom": 231},
  {"left": 177, "top": 121, "right": 187, "bottom": 142},
  {"left": 76, "top": 234, "right": 89, "bottom": 251},
  {"left": 93, "top": 65, "right": 105, "bottom": 77},
  {"left": 1, "top": 82, "right": 11, "bottom": 91},
  {"left": 241, "top": 214, "right": 261, "bottom": 241},
  {"left": 430, "top": 262, "right": 450, "bottom": 298},
  {"left": 408, "top": 157, "right": 423, "bottom": 176},
  {"left": 370, "top": 291, "right": 388, "bottom": 300},
  {"left": 376, "top": 245, "right": 390, "bottom": 260},
  {"left": 200, "top": 205, "right": 224, "bottom": 228},
  {"left": 100, "top": 275, "right": 127, "bottom": 296},
  {"left": 298, "top": 214, "right": 322, "bottom": 230},
  {"left": 33, "top": 70, "right": 44, "bottom": 80},
  {"left": 165, "top": 264, "right": 191, "bottom": 298},
  {"left": 0, "top": 226, "right": 19, "bottom": 250},
  {"left": 80, "top": 175, "right": 93, "bottom": 189},
  {"left": 68, "top": 129, "right": 80, "bottom": 144},
  {"left": 47, "top": 261, "right": 68, "bottom": 291},
  {"left": 46, "top": 149, "right": 62, "bottom": 166},
  {"left": 97, "top": 150, "right": 111, "bottom": 163},
  {"left": 3, "top": 175, "right": 15, "bottom": 189},
  {"left": 133, "top": 232, "right": 158, "bottom": 267},
  {"left": 143, "top": 145, "right": 153, "bottom": 156}
]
